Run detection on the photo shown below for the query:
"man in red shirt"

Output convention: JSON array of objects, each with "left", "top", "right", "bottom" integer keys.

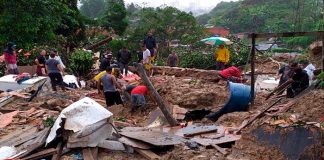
[
  {"left": 131, "top": 85, "right": 148, "bottom": 112},
  {"left": 218, "top": 66, "right": 243, "bottom": 83}
]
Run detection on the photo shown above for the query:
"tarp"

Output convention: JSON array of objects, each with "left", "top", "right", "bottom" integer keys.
[
  {"left": 63, "top": 75, "right": 80, "bottom": 88},
  {"left": 46, "top": 97, "right": 113, "bottom": 144}
]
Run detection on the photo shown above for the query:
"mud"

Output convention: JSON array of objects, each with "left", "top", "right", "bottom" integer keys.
[
  {"left": 290, "top": 89, "right": 324, "bottom": 122},
  {"left": 152, "top": 75, "right": 229, "bottom": 110}
]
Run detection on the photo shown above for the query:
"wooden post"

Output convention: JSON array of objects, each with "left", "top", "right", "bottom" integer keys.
[
  {"left": 135, "top": 63, "right": 178, "bottom": 126},
  {"left": 250, "top": 33, "right": 256, "bottom": 104}
]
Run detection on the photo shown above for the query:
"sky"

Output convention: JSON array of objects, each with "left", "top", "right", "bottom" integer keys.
[{"left": 124, "top": 0, "right": 237, "bottom": 16}]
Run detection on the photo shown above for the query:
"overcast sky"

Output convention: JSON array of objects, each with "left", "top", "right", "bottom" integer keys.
[{"left": 124, "top": 0, "right": 237, "bottom": 15}]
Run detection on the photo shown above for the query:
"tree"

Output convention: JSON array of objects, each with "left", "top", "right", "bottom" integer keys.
[
  {"left": 56, "top": 0, "right": 86, "bottom": 48},
  {"left": 79, "top": 0, "right": 106, "bottom": 19},
  {"left": 0, "top": 0, "right": 85, "bottom": 49},
  {"left": 101, "top": 0, "right": 128, "bottom": 35}
]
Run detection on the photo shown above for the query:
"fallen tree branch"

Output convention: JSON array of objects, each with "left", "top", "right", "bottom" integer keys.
[{"left": 135, "top": 63, "right": 178, "bottom": 126}]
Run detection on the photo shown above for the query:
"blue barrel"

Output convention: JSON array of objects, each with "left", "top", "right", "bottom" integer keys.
[{"left": 222, "top": 81, "right": 255, "bottom": 112}]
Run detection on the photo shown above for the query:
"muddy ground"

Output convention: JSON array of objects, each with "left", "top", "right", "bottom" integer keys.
[{"left": 1, "top": 55, "right": 323, "bottom": 159}]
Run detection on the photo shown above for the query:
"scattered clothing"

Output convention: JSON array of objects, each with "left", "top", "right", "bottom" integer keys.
[{"left": 15, "top": 73, "right": 31, "bottom": 84}]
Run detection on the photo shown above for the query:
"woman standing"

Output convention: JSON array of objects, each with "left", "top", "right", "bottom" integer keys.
[{"left": 3, "top": 42, "right": 18, "bottom": 74}]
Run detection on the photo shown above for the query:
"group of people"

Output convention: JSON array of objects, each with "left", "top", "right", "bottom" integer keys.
[
  {"left": 95, "top": 32, "right": 160, "bottom": 111},
  {"left": 276, "top": 60, "right": 315, "bottom": 98},
  {"left": 2, "top": 42, "right": 66, "bottom": 92}
]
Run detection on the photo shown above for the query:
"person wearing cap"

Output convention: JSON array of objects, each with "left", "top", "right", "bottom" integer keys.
[
  {"left": 215, "top": 43, "right": 230, "bottom": 70},
  {"left": 97, "top": 66, "right": 123, "bottom": 107},
  {"left": 46, "top": 51, "right": 65, "bottom": 91},
  {"left": 35, "top": 50, "right": 47, "bottom": 76},
  {"left": 3, "top": 42, "right": 19, "bottom": 74}
]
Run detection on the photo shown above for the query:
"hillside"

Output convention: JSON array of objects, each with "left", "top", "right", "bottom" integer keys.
[{"left": 198, "top": 0, "right": 323, "bottom": 33}]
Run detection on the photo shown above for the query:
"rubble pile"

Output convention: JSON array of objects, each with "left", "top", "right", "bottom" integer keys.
[{"left": 0, "top": 58, "right": 323, "bottom": 159}]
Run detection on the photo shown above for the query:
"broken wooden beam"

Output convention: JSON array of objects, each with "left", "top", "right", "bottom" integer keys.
[
  {"left": 18, "top": 128, "right": 51, "bottom": 158},
  {"left": 135, "top": 148, "right": 161, "bottom": 160},
  {"left": 210, "top": 144, "right": 229, "bottom": 155},
  {"left": 135, "top": 63, "right": 178, "bottom": 126},
  {"left": 22, "top": 148, "right": 57, "bottom": 160},
  {"left": 85, "top": 37, "right": 112, "bottom": 50},
  {"left": 237, "top": 98, "right": 282, "bottom": 133},
  {"left": 82, "top": 148, "right": 95, "bottom": 160},
  {"left": 51, "top": 142, "right": 64, "bottom": 160},
  {"left": 265, "top": 80, "right": 292, "bottom": 100}
]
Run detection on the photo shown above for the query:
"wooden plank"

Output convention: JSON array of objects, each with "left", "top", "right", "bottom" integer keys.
[
  {"left": 18, "top": 128, "right": 50, "bottom": 158},
  {"left": 0, "top": 126, "right": 35, "bottom": 145},
  {"left": 22, "top": 148, "right": 57, "bottom": 160},
  {"left": 135, "top": 63, "right": 178, "bottom": 126},
  {"left": 82, "top": 148, "right": 95, "bottom": 160},
  {"left": 248, "top": 31, "right": 324, "bottom": 39},
  {"left": 98, "top": 140, "right": 125, "bottom": 151},
  {"left": 135, "top": 148, "right": 161, "bottom": 160},
  {"left": 91, "top": 147, "right": 98, "bottom": 160},
  {"left": 120, "top": 130, "right": 185, "bottom": 146},
  {"left": 118, "top": 136, "right": 152, "bottom": 149},
  {"left": 0, "top": 126, "right": 38, "bottom": 146},
  {"left": 210, "top": 144, "right": 229, "bottom": 155},
  {"left": 51, "top": 142, "right": 63, "bottom": 160},
  {"left": 181, "top": 124, "right": 219, "bottom": 137},
  {"left": 191, "top": 134, "right": 241, "bottom": 146}
]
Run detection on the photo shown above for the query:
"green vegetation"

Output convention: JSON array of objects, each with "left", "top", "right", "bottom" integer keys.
[
  {"left": 199, "top": 0, "right": 323, "bottom": 33},
  {"left": 316, "top": 72, "right": 324, "bottom": 88},
  {"left": 69, "top": 50, "right": 94, "bottom": 76},
  {"left": 0, "top": 0, "right": 85, "bottom": 49},
  {"left": 270, "top": 48, "right": 301, "bottom": 53}
]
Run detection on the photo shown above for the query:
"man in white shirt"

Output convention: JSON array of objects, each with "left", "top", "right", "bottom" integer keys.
[
  {"left": 142, "top": 45, "right": 153, "bottom": 77},
  {"left": 301, "top": 60, "right": 315, "bottom": 83}
]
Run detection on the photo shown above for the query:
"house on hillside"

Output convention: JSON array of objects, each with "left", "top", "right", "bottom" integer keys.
[{"left": 206, "top": 26, "right": 230, "bottom": 37}]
